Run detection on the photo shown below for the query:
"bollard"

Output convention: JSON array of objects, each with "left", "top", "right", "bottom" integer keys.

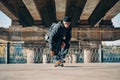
[
  {"left": 43, "top": 54, "right": 47, "bottom": 63},
  {"left": 69, "top": 55, "right": 72, "bottom": 63},
  {"left": 99, "top": 45, "right": 103, "bottom": 62},
  {"left": 84, "top": 49, "right": 92, "bottom": 63},
  {"left": 65, "top": 55, "right": 72, "bottom": 63},
  {"left": 72, "top": 54, "right": 77, "bottom": 63},
  {"left": 43, "top": 48, "right": 49, "bottom": 63},
  {"left": 26, "top": 49, "right": 34, "bottom": 64},
  {"left": 65, "top": 56, "right": 69, "bottom": 63}
]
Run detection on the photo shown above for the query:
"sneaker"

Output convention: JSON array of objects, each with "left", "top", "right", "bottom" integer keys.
[{"left": 52, "top": 55, "right": 60, "bottom": 63}]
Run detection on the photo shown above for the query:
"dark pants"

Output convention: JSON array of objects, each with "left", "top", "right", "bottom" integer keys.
[
  {"left": 59, "top": 43, "right": 70, "bottom": 58},
  {"left": 48, "top": 41, "right": 70, "bottom": 60},
  {"left": 48, "top": 40, "right": 61, "bottom": 56}
]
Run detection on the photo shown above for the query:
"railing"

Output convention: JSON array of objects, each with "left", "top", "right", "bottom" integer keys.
[
  {"left": 102, "top": 46, "right": 120, "bottom": 62},
  {"left": 0, "top": 43, "right": 120, "bottom": 64}
]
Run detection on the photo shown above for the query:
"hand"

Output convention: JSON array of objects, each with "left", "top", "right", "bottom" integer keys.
[
  {"left": 50, "top": 50, "right": 55, "bottom": 56},
  {"left": 61, "top": 42, "right": 66, "bottom": 48}
]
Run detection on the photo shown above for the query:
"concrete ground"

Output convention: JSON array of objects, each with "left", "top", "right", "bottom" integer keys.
[{"left": 0, "top": 63, "right": 120, "bottom": 80}]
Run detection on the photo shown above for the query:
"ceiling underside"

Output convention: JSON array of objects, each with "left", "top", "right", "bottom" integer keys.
[{"left": 0, "top": 0, "right": 120, "bottom": 27}]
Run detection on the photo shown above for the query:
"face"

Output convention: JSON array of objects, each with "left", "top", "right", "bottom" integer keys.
[{"left": 63, "top": 21, "right": 71, "bottom": 28}]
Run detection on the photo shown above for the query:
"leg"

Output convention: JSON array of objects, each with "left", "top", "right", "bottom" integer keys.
[
  {"left": 58, "top": 43, "right": 70, "bottom": 62},
  {"left": 48, "top": 41, "right": 62, "bottom": 63}
]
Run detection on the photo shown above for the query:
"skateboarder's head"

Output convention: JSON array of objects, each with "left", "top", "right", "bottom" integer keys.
[{"left": 63, "top": 16, "right": 71, "bottom": 29}]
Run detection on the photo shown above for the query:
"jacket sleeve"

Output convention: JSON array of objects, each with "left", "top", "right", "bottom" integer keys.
[{"left": 48, "top": 24, "right": 60, "bottom": 50}]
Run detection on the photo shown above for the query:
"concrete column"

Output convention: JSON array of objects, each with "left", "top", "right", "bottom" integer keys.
[
  {"left": 65, "top": 55, "right": 72, "bottom": 63},
  {"left": 68, "top": 55, "right": 72, "bottom": 63},
  {"left": 43, "top": 54, "right": 47, "bottom": 63},
  {"left": 65, "top": 56, "right": 69, "bottom": 63},
  {"left": 42, "top": 48, "right": 49, "bottom": 63},
  {"left": 84, "top": 48, "right": 92, "bottom": 63},
  {"left": 26, "top": 49, "right": 34, "bottom": 63},
  {"left": 99, "top": 45, "right": 103, "bottom": 62},
  {"left": 72, "top": 54, "right": 77, "bottom": 63},
  {"left": 71, "top": 48, "right": 77, "bottom": 63}
]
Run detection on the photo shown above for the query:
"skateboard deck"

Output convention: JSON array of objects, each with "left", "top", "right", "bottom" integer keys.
[{"left": 54, "top": 61, "right": 64, "bottom": 67}]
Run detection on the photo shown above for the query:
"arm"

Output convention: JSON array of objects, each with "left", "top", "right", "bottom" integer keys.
[
  {"left": 48, "top": 24, "right": 60, "bottom": 51},
  {"left": 61, "top": 27, "right": 72, "bottom": 48}
]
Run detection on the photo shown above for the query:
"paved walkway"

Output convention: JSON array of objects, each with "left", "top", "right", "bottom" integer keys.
[{"left": 0, "top": 63, "right": 120, "bottom": 80}]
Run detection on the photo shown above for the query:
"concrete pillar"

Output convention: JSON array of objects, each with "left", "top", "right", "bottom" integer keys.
[
  {"left": 42, "top": 48, "right": 49, "bottom": 63},
  {"left": 71, "top": 48, "right": 77, "bottom": 63},
  {"left": 65, "top": 56, "right": 69, "bottom": 63},
  {"left": 26, "top": 49, "right": 34, "bottom": 63},
  {"left": 43, "top": 54, "right": 47, "bottom": 63},
  {"left": 68, "top": 55, "right": 72, "bottom": 63},
  {"left": 99, "top": 45, "right": 103, "bottom": 62},
  {"left": 84, "top": 48, "right": 92, "bottom": 63},
  {"left": 65, "top": 55, "right": 72, "bottom": 63},
  {"left": 72, "top": 54, "right": 77, "bottom": 63}
]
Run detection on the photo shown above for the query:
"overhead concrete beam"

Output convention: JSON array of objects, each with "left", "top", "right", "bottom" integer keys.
[
  {"left": 55, "top": 0, "right": 66, "bottom": 20},
  {"left": 96, "top": 1, "right": 120, "bottom": 27},
  {"left": 0, "top": 27, "right": 120, "bottom": 41},
  {"left": 80, "top": 0, "right": 100, "bottom": 20},
  {"left": 113, "top": 30, "right": 120, "bottom": 40},
  {"left": 66, "top": 0, "right": 87, "bottom": 26},
  {"left": 34, "top": 0, "right": 56, "bottom": 27},
  {"left": 1, "top": 0, "right": 34, "bottom": 26},
  {"left": 0, "top": 2, "right": 18, "bottom": 20},
  {"left": 22, "top": 0, "right": 41, "bottom": 20},
  {"left": 77, "top": 28, "right": 120, "bottom": 41},
  {"left": 89, "top": 0, "right": 119, "bottom": 27},
  {"left": 103, "top": 0, "right": 120, "bottom": 20}
]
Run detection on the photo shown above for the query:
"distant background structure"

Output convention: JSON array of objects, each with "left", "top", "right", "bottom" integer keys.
[{"left": 0, "top": 0, "right": 120, "bottom": 64}]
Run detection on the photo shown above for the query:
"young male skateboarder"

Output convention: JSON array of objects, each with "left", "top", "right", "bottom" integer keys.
[{"left": 46, "top": 16, "right": 72, "bottom": 66}]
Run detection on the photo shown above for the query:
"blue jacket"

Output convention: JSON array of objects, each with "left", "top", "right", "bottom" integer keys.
[{"left": 47, "top": 21, "right": 72, "bottom": 50}]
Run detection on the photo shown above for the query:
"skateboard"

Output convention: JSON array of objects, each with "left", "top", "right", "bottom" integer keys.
[{"left": 54, "top": 61, "right": 64, "bottom": 67}]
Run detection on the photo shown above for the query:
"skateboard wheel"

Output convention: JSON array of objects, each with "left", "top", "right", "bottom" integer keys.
[
  {"left": 55, "top": 65, "right": 57, "bottom": 67},
  {"left": 61, "top": 64, "right": 64, "bottom": 67}
]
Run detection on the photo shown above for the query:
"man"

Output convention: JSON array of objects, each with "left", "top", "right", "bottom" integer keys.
[{"left": 46, "top": 16, "right": 72, "bottom": 64}]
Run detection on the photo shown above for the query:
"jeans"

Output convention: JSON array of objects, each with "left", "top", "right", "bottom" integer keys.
[{"left": 48, "top": 41, "right": 70, "bottom": 62}]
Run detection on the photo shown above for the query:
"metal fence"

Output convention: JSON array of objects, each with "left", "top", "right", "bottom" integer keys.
[
  {"left": 102, "top": 46, "right": 120, "bottom": 62},
  {"left": 0, "top": 43, "right": 120, "bottom": 64}
]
